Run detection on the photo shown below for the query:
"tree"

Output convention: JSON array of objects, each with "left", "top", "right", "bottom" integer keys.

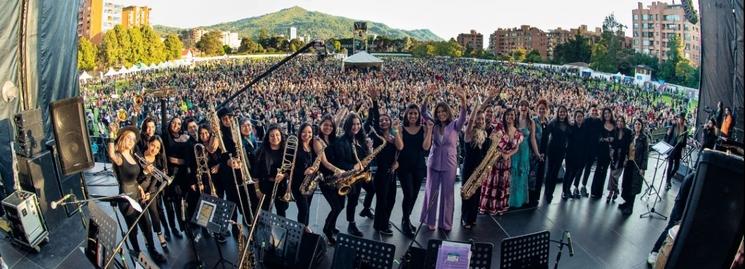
[
  {"left": 525, "top": 49, "right": 543, "bottom": 63},
  {"left": 591, "top": 13, "right": 628, "bottom": 73},
  {"left": 658, "top": 34, "right": 700, "bottom": 88},
  {"left": 196, "top": 31, "right": 224, "bottom": 56},
  {"left": 412, "top": 43, "right": 436, "bottom": 57},
  {"left": 511, "top": 48, "right": 527, "bottom": 62},
  {"left": 127, "top": 27, "right": 145, "bottom": 65},
  {"left": 100, "top": 30, "right": 121, "bottom": 67},
  {"left": 113, "top": 25, "right": 131, "bottom": 67},
  {"left": 141, "top": 26, "right": 165, "bottom": 64},
  {"left": 238, "top": 37, "right": 262, "bottom": 53},
  {"left": 223, "top": 45, "right": 233, "bottom": 54},
  {"left": 289, "top": 38, "right": 305, "bottom": 52},
  {"left": 163, "top": 34, "right": 184, "bottom": 60},
  {"left": 553, "top": 34, "right": 592, "bottom": 64},
  {"left": 333, "top": 40, "right": 342, "bottom": 52},
  {"left": 77, "top": 37, "right": 97, "bottom": 71}
]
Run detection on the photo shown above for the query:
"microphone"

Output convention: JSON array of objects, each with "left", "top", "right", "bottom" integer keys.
[
  {"left": 51, "top": 194, "right": 73, "bottom": 209},
  {"left": 565, "top": 231, "right": 575, "bottom": 257}
]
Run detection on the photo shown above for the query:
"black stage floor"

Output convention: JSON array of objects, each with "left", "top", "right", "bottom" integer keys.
[{"left": 1, "top": 156, "right": 680, "bottom": 269}]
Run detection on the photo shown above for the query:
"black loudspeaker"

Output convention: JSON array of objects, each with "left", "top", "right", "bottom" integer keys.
[
  {"left": 14, "top": 109, "right": 45, "bottom": 157},
  {"left": 665, "top": 150, "right": 745, "bottom": 269},
  {"left": 296, "top": 232, "right": 326, "bottom": 269},
  {"left": 17, "top": 151, "right": 66, "bottom": 229},
  {"left": 50, "top": 96, "right": 94, "bottom": 175}
]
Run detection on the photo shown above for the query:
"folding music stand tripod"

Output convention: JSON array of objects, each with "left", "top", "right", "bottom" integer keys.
[{"left": 640, "top": 141, "right": 671, "bottom": 220}]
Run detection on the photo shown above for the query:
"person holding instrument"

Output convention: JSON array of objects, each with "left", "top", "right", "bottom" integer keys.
[
  {"left": 162, "top": 117, "right": 190, "bottom": 238},
  {"left": 136, "top": 117, "right": 173, "bottom": 241},
  {"left": 664, "top": 112, "right": 688, "bottom": 190},
  {"left": 619, "top": 118, "right": 649, "bottom": 215},
  {"left": 107, "top": 124, "right": 166, "bottom": 263},
  {"left": 316, "top": 115, "right": 346, "bottom": 245},
  {"left": 216, "top": 108, "right": 253, "bottom": 237},
  {"left": 253, "top": 125, "right": 289, "bottom": 217},
  {"left": 138, "top": 135, "right": 169, "bottom": 250}
]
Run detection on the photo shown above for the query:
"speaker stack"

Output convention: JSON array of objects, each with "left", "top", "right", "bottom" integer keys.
[{"left": 13, "top": 109, "right": 45, "bottom": 157}]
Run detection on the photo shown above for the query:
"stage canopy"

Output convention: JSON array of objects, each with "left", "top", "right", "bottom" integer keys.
[
  {"left": 342, "top": 51, "right": 383, "bottom": 71},
  {"left": 0, "top": 0, "right": 81, "bottom": 187}
]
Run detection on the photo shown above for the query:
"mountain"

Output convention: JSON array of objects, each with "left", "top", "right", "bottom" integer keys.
[{"left": 154, "top": 6, "right": 443, "bottom": 41}]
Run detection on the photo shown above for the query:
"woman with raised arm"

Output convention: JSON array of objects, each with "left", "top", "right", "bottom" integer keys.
[
  {"left": 107, "top": 124, "right": 166, "bottom": 263},
  {"left": 461, "top": 87, "right": 500, "bottom": 229},
  {"left": 419, "top": 84, "right": 467, "bottom": 232},
  {"left": 316, "top": 114, "right": 346, "bottom": 245},
  {"left": 480, "top": 108, "right": 523, "bottom": 215}
]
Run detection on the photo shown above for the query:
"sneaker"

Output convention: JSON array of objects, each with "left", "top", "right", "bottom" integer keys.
[
  {"left": 348, "top": 223, "right": 363, "bottom": 237},
  {"left": 580, "top": 186, "right": 589, "bottom": 197},
  {"left": 647, "top": 252, "right": 658, "bottom": 265}
]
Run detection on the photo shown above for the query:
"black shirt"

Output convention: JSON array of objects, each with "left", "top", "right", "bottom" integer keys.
[
  {"left": 113, "top": 153, "right": 141, "bottom": 200},
  {"left": 399, "top": 127, "right": 426, "bottom": 172}
]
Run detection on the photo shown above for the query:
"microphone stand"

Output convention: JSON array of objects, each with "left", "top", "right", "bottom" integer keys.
[
  {"left": 103, "top": 179, "right": 170, "bottom": 268},
  {"left": 549, "top": 231, "right": 573, "bottom": 269}
]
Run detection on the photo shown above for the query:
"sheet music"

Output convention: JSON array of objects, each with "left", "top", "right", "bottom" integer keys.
[
  {"left": 120, "top": 195, "right": 143, "bottom": 213},
  {"left": 435, "top": 241, "right": 471, "bottom": 269},
  {"left": 652, "top": 141, "right": 674, "bottom": 155}
]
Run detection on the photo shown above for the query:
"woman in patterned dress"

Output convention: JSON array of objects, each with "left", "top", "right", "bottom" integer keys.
[{"left": 480, "top": 108, "right": 523, "bottom": 215}]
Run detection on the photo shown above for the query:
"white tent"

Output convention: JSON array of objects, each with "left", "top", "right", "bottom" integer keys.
[
  {"left": 104, "top": 68, "right": 117, "bottom": 77},
  {"left": 342, "top": 51, "right": 384, "bottom": 71},
  {"left": 128, "top": 66, "right": 139, "bottom": 73},
  {"left": 78, "top": 71, "right": 92, "bottom": 81},
  {"left": 118, "top": 66, "right": 128, "bottom": 74}
]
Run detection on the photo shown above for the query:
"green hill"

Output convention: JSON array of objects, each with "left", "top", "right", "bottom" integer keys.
[{"left": 154, "top": 6, "right": 443, "bottom": 41}]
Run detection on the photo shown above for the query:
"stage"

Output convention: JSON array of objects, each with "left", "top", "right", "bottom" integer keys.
[{"left": 0, "top": 156, "right": 680, "bottom": 269}]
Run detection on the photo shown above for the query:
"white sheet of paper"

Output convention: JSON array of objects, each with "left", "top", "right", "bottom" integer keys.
[{"left": 120, "top": 195, "right": 143, "bottom": 213}]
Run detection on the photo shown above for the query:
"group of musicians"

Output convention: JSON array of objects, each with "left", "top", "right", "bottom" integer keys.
[{"left": 105, "top": 84, "right": 719, "bottom": 265}]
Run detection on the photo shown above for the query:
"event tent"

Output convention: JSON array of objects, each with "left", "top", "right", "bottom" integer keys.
[{"left": 342, "top": 51, "right": 383, "bottom": 71}]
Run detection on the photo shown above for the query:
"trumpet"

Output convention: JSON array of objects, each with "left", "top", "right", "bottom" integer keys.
[
  {"left": 269, "top": 135, "right": 298, "bottom": 210},
  {"left": 134, "top": 153, "right": 173, "bottom": 185},
  {"left": 134, "top": 94, "right": 144, "bottom": 109}
]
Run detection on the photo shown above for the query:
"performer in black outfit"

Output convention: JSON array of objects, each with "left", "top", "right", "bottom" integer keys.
[
  {"left": 564, "top": 110, "right": 586, "bottom": 199},
  {"left": 398, "top": 104, "right": 429, "bottom": 236},
  {"left": 619, "top": 118, "right": 649, "bottom": 215},
  {"left": 216, "top": 109, "right": 256, "bottom": 238},
  {"left": 542, "top": 105, "right": 570, "bottom": 203},
  {"left": 162, "top": 117, "right": 190, "bottom": 238},
  {"left": 329, "top": 112, "right": 370, "bottom": 237},
  {"left": 316, "top": 115, "right": 345, "bottom": 245},
  {"left": 664, "top": 113, "right": 688, "bottom": 190},
  {"left": 365, "top": 93, "right": 403, "bottom": 236},
  {"left": 239, "top": 118, "right": 261, "bottom": 214},
  {"left": 138, "top": 135, "right": 169, "bottom": 250},
  {"left": 529, "top": 99, "right": 549, "bottom": 206},
  {"left": 608, "top": 116, "right": 632, "bottom": 202},
  {"left": 579, "top": 105, "right": 602, "bottom": 197},
  {"left": 107, "top": 125, "right": 166, "bottom": 263},
  {"left": 137, "top": 117, "right": 173, "bottom": 240},
  {"left": 292, "top": 123, "right": 317, "bottom": 227},
  {"left": 590, "top": 108, "right": 615, "bottom": 198},
  {"left": 253, "top": 124, "right": 289, "bottom": 217},
  {"left": 701, "top": 118, "right": 718, "bottom": 150}
]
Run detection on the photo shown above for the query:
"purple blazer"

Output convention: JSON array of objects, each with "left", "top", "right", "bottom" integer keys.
[{"left": 423, "top": 105, "right": 466, "bottom": 172}]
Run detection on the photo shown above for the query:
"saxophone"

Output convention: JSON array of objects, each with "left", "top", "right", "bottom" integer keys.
[
  {"left": 330, "top": 130, "right": 387, "bottom": 196},
  {"left": 460, "top": 132, "right": 503, "bottom": 199},
  {"left": 299, "top": 138, "right": 325, "bottom": 196}
]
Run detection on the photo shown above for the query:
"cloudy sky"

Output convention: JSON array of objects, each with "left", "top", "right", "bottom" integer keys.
[{"left": 121, "top": 0, "right": 696, "bottom": 41}]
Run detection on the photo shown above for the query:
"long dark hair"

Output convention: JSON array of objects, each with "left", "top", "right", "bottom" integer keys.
[
  {"left": 297, "top": 122, "right": 315, "bottom": 145},
  {"left": 434, "top": 102, "right": 454, "bottom": 126},
  {"left": 140, "top": 117, "right": 156, "bottom": 138},
  {"left": 319, "top": 113, "right": 337, "bottom": 144},
  {"left": 342, "top": 112, "right": 366, "bottom": 146},
  {"left": 555, "top": 105, "right": 569, "bottom": 123},
  {"left": 602, "top": 107, "right": 615, "bottom": 124},
  {"left": 403, "top": 103, "right": 421, "bottom": 127},
  {"left": 260, "top": 124, "right": 285, "bottom": 152},
  {"left": 501, "top": 107, "right": 517, "bottom": 130}
]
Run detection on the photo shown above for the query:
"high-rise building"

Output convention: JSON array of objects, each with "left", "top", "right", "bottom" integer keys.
[
  {"left": 632, "top": 1, "right": 701, "bottom": 66},
  {"left": 221, "top": 31, "right": 240, "bottom": 49},
  {"left": 78, "top": 0, "right": 122, "bottom": 43},
  {"left": 457, "top": 30, "right": 484, "bottom": 51},
  {"left": 488, "top": 25, "right": 548, "bottom": 59},
  {"left": 121, "top": 5, "right": 151, "bottom": 28},
  {"left": 288, "top": 27, "right": 297, "bottom": 40}
]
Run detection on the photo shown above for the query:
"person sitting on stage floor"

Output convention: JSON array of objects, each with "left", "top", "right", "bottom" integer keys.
[{"left": 107, "top": 124, "right": 167, "bottom": 263}]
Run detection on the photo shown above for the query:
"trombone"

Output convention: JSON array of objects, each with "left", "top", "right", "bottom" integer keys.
[{"left": 269, "top": 135, "right": 298, "bottom": 210}]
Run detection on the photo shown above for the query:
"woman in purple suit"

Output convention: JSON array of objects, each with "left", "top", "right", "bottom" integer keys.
[{"left": 419, "top": 84, "right": 467, "bottom": 231}]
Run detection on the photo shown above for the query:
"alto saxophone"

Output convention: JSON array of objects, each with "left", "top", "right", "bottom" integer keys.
[
  {"left": 461, "top": 132, "right": 503, "bottom": 199},
  {"left": 331, "top": 129, "right": 387, "bottom": 196},
  {"left": 299, "top": 138, "right": 326, "bottom": 196}
]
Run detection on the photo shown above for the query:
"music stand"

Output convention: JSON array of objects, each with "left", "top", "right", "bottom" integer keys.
[
  {"left": 424, "top": 239, "right": 493, "bottom": 269},
  {"left": 254, "top": 211, "right": 305, "bottom": 268},
  {"left": 640, "top": 141, "right": 672, "bottom": 220},
  {"left": 87, "top": 202, "right": 127, "bottom": 269},
  {"left": 500, "top": 231, "right": 550, "bottom": 269},
  {"left": 332, "top": 233, "right": 397, "bottom": 269},
  {"left": 191, "top": 195, "right": 236, "bottom": 234}
]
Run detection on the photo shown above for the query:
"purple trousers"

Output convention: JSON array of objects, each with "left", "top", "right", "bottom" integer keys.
[{"left": 420, "top": 167, "right": 457, "bottom": 230}]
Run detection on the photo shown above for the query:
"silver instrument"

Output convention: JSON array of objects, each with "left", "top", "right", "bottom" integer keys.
[
  {"left": 193, "top": 143, "right": 218, "bottom": 196},
  {"left": 269, "top": 135, "right": 298, "bottom": 210},
  {"left": 134, "top": 153, "right": 173, "bottom": 185}
]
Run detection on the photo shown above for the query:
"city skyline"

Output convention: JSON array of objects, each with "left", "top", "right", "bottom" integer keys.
[{"left": 116, "top": 0, "right": 698, "bottom": 43}]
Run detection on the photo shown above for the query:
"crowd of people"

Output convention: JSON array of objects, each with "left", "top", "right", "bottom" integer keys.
[{"left": 87, "top": 56, "right": 702, "bottom": 265}]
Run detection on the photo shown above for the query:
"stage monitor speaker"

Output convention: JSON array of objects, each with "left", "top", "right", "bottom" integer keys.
[
  {"left": 13, "top": 109, "right": 45, "bottom": 157},
  {"left": 17, "top": 151, "right": 66, "bottom": 229},
  {"left": 295, "top": 232, "right": 326, "bottom": 269},
  {"left": 665, "top": 150, "right": 745, "bottom": 269},
  {"left": 50, "top": 96, "right": 94, "bottom": 176}
]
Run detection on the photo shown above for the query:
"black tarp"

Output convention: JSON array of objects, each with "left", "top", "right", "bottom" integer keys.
[{"left": 696, "top": 0, "right": 744, "bottom": 139}]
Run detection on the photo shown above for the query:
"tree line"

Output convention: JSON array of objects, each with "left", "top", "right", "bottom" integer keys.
[{"left": 78, "top": 25, "right": 183, "bottom": 71}]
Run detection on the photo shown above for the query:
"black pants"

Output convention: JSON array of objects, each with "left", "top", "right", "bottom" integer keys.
[
  {"left": 259, "top": 181, "right": 288, "bottom": 217},
  {"left": 652, "top": 172, "right": 693, "bottom": 252},
  {"left": 545, "top": 152, "right": 566, "bottom": 202},
  {"left": 564, "top": 157, "right": 584, "bottom": 194},
  {"left": 291, "top": 178, "right": 313, "bottom": 226},
  {"left": 163, "top": 184, "right": 185, "bottom": 232},
  {"left": 666, "top": 156, "right": 681, "bottom": 184},
  {"left": 620, "top": 163, "right": 639, "bottom": 210},
  {"left": 529, "top": 158, "right": 546, "bottom": 204},
  {"left": 119, "top": 203, "right": 156, "bottom": 253},
  {"left": 398, "top": 168, "right": 424, "bottom": 224},
  {"left": 321, "top": 184, "right": 345, "bottom": 229},
  {"left": 361, "top": 180, "right": 375, "bottom": 210},
  {"left": 221, "top": 172, "right": 258, "bottom": 224},
  {"left": 373, "top": 170, "right": 396, "bottom": 230},
  {"left": 581, "top": 152, "right": 597, "bottom": 187},
  {"left": 460, "top": 187, "right": 480, "bottom": 225},
  {"left": 591, "top": 155, "right": 611, "bottom": 196},
  {"left": 345, "top": 183, "right": 362, "bottom": 223}
]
